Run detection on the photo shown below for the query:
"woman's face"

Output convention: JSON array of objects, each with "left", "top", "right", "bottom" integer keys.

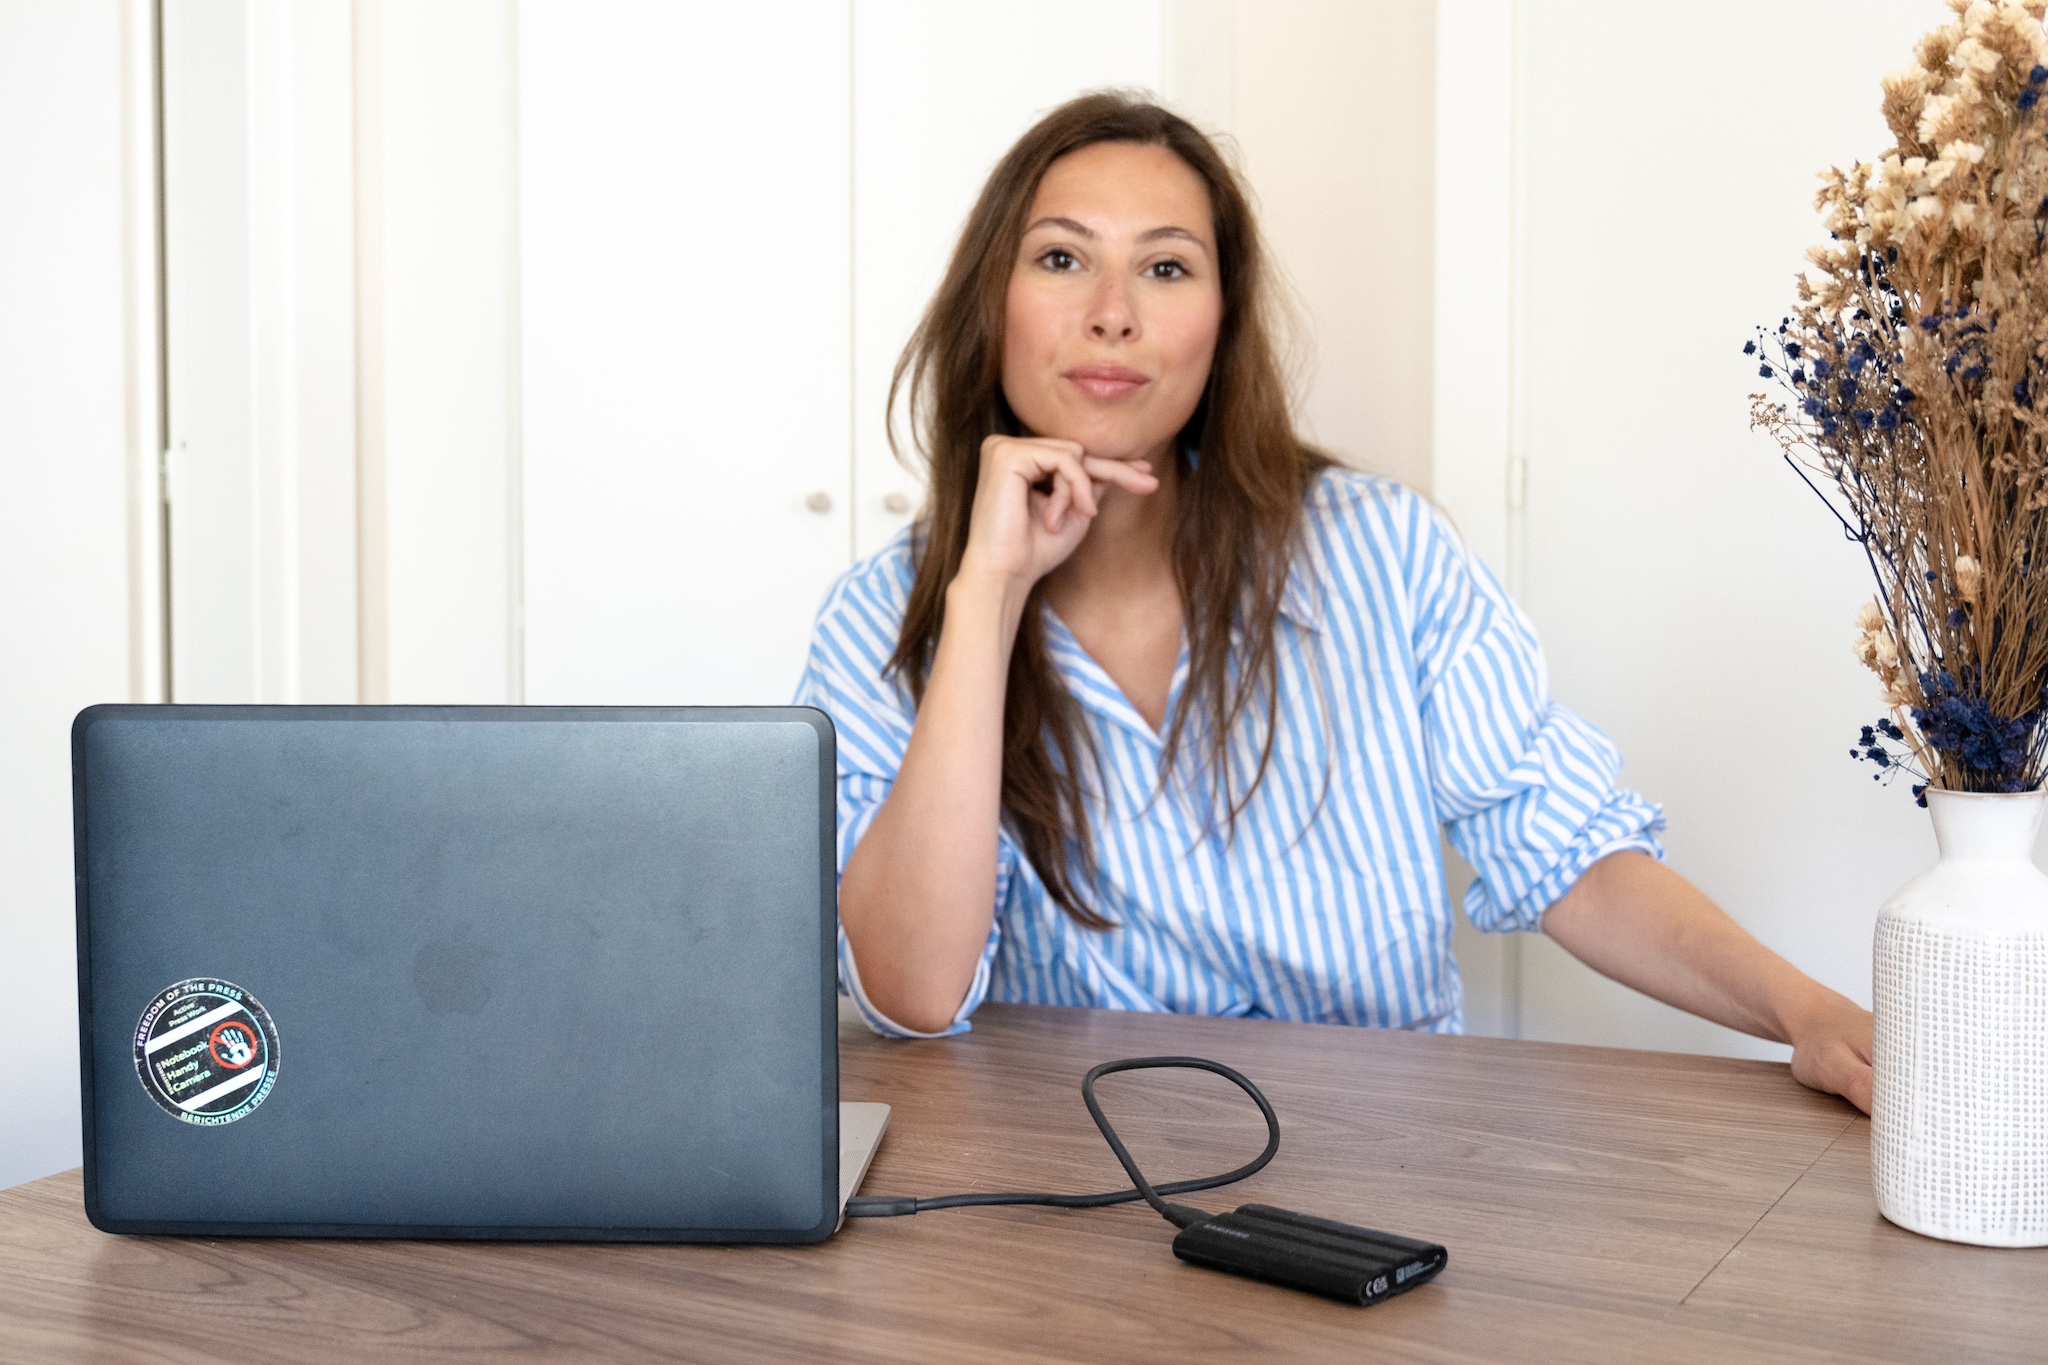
[{"left": 1001, "top": 141, "right": 1223, "bottom": 465}]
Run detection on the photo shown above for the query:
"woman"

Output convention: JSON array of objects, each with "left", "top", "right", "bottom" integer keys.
[{"left": 796, "top": 93, "right": 1874, "bottom": 1110}]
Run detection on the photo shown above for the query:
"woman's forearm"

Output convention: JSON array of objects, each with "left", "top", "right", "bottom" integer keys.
[
  {"left": 838, "top": 572, "right": 1027, "bottom": 1033},
  {"left": 1540, "top": 851, "right": 1873, "bottom": 1110}
]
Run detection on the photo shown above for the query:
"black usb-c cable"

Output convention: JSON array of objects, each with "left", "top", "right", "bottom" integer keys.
[{"left": 845, "top": 1055, "right": 1448, "bottom": 1307}]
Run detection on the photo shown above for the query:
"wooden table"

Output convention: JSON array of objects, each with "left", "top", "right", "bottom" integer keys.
[{"left": 2, "top": 1003, "right": 2042, "bottom": 1363}]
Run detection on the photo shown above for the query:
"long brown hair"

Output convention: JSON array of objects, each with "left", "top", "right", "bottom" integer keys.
[{"left": 887, "top": 91, "right": 1328, "bottom": 928}]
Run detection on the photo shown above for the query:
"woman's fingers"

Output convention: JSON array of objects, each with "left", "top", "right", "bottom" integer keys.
[
  {"left": 1041, "top": 475, "right": 1072, "bottom": 532},
  {"left": 967, "top": 434, "right": 1164, "bottom": 573},
  {"left": 1083, "top": 456, "right": 1160, "bottom": 495},
  {"left": 1023, "top": 448, "right": 1098, "bottom": 530}
]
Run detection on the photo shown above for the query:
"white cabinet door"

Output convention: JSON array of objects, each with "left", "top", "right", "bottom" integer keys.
[
  {"left": 518, "top": 2, "right": 853, "bottom": 706},
  {"left": 161, "top": 0, "right": 356, "bottom": 704},
  {"left": 161, "top": 0, "right": 258, "bottom": 702}
]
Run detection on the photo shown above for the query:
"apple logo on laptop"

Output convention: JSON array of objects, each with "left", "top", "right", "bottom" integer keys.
[{"left": 411, "top": 930, "right": 497, "bottom": 1016}]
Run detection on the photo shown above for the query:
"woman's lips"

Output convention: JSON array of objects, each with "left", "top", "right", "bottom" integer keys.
[{"left": 1063, "top": 363, "right": 1151, "bottom": 400}]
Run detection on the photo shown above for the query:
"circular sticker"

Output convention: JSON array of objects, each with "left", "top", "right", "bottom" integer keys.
[{"left": 133, "top": 979, "right": 280, "bottom": 1126}]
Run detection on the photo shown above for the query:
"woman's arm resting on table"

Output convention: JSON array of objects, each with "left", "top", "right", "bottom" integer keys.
[
  {"left": 1540, "top": 851, "right": 1874, "bottom": 1112},
  {"left": 838, "top": 437, "right": 1158, "bottom": 1035}
]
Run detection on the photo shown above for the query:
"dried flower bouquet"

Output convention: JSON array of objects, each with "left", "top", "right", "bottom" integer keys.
[{"left": 1753, "top": 0, "right": 2048, "bottom": 801}]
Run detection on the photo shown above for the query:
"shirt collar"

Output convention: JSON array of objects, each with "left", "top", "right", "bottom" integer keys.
[{"left": 1278, "top": 532, "right": 1323, "bottom": 631}]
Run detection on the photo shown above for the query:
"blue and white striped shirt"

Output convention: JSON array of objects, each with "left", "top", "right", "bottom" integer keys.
[{"left": 794, "top": 468, "right": 1664, "bottom": 1038}]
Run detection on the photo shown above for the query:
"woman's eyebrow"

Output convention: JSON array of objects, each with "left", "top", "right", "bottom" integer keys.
[
  {"left": 1137, "top": 225, "right": 1207, "bottom": 248},
  {"left": 1023, "top": 215, "right": 1096, "bottom": 238},
  {"left": 1022, "top": 217, "right": 1209, "bottom": 251}
]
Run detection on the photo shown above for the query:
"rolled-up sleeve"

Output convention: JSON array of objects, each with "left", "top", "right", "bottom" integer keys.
[
  {"left": 1408, "top": 512, "right": 1665, "bottom": 933},
  {"left": 792, "top": 540, "right": 1012, "bottom": 1036}
]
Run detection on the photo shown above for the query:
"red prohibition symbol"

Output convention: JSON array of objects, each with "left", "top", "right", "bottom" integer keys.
[{"left": 208, "top": 1019, "right": 260, "bottom": 1070}]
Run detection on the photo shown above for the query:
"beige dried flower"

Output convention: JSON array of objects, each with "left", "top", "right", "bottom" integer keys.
[
  {"left": 1956, "top": 554, "right": 1985, "bottom": 599},
  {"left": 1852, "top": 602, "right": 1904, "bottom": 677}
]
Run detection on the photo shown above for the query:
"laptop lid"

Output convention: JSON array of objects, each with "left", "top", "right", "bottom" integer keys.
[{"left": 72, "top": 705, "right": 839, "bottom": 1242}]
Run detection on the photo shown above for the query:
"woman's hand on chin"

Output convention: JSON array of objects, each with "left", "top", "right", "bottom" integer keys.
[{"left": 954, "top": 434, "right": 1158, "bottom": 599}]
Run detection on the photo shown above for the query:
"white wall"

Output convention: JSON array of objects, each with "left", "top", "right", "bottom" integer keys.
[
  {"left": 0, "top": 0, "right": 140, "bottom": 1189},
  {"left": 1436, "top": 0, "right": 1950, "bottom": 1058},
  {"left": 1231, "top": 1, "right": 1435, "bottom": 494}
]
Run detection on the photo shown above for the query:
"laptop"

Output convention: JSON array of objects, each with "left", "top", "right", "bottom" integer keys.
[{"left": 71, "top": 704, "right": 886, "bottom": 1241}]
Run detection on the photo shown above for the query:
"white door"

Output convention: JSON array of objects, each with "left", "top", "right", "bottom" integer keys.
[
  {"left": 160, "top": 0, "right": 356, "bottom": 704},
  {"left": 517, "top": 3, "right": 854, "bottom": 706}
]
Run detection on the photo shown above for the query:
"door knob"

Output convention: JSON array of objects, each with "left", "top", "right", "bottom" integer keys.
[{"left": 805, "top": 490, "right": 833, "bottom": 514}]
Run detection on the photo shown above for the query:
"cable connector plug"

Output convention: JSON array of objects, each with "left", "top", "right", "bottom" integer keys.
[{"left": 843, "top": 1195, "right": 919, "bottom": 1217}]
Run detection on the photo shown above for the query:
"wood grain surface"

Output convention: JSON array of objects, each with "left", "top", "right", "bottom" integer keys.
[{"left": 1, "top": 1001, "right": 2041, "bottom": 1363}]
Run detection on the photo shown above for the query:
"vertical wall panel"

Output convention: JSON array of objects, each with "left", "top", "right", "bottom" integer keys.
[
  {"left": 283, "top": 0, "right": 359, "bottom": 702},
  {"left": 518, "top": 1, "right": 852, "bottom": 705},
  {"left": 0, "top": 0, "right": 130, "bottom": 1188}
]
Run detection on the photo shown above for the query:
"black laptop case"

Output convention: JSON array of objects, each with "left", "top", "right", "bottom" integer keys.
[{"left": 72, "top": 705, "right": 839, "bottom": 1242}]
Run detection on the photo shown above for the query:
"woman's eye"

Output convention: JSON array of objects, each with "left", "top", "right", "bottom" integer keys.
[
  {"left": 1146, "top": 259, "right": 1189, "bottom": 280},
  {"left": 1039, "top": 248, "right": 1080, "bottom": 272}
]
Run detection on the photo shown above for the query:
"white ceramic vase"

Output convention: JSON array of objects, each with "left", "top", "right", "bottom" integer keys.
[{"left": 1871, "top": 788, "right": 2048, "bottom": 1246}]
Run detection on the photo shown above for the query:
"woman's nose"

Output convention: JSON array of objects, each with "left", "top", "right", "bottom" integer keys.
[{"left": 1086, "top": 274, "right": 1138, "bottom": 341}]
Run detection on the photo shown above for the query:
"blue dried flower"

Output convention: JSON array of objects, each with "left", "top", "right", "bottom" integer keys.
[
  {"left": 1813, "top": 356, "right": 1832, "bottom": 378},
  {"left": 1949, "top": 607, "right": 1969, "bottom": 627},
  {"left": 1877, "top": 409, "right": 1899, "bottom": 431},
  {"left": 1785, "top": 342, "right": 1802, "bottom": 359},
  {"left": 1911, "top": 671, "right": 2040, "bottom": 781},
  {"left": 1744, "top": 340, "right": 1757, "bottom": 355},
  {"left": 1855, "top": 409, "right": 1875, "bottom": 429},
  {"left": 1803, "top": 398, "right": 1825, "bottom": 417},
  {"left": 2022, "top": 88, "right": 2040, "bottom": 111},
  {"left": 2032, "top": 63, "right": 2047, "bottom": 84}
]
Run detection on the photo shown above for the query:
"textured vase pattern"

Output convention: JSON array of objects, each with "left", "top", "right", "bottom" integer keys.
[{"left": 1872, "top": 791, "right": 2048, "bottom": 1247}]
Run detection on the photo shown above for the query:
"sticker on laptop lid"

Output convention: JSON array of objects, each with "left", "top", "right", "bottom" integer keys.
[{"left": 133, "top": 979, "right": 280, "bottom": 1125}]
